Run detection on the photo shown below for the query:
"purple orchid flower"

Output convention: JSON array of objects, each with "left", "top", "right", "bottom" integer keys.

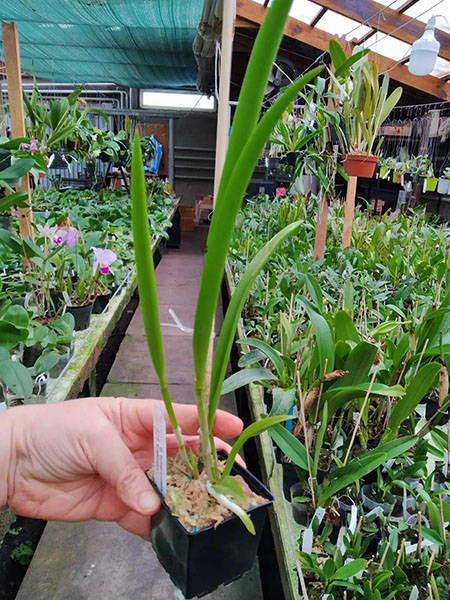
[
  {"left": 21, "top": 137, "right": 39, "bottom": 155},
  {"left": 56, "top": 226, "right": 79, "bottom": 248},
  {"left": 37, "top": 222, "right": 59, "bottom": 242},
  {"left": 92, "top": 247, "right": 117, "bottom": 276}
]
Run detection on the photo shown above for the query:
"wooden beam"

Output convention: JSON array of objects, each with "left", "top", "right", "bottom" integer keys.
[
  {"left": 2, "top": 21, "right": 34, "bottom": 240},
  {"left": 343, "top": 176, "right": 357, "bottom": 250},
  {"left": 310, "top": 7, "right": 327, "bottom": 28},
  {"left": 308, "top": 0, "right": 450, "bottom": 63},
  {"left": 236, "top": 0, "right": 450, "bottom": 101}
]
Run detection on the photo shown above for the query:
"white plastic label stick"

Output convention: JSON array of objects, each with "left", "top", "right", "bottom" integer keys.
[{"left": 153, "top": 403, "right": 167, "bottom": 497}]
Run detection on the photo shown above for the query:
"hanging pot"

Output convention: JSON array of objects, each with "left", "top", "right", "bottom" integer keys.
[
  {"left": 93, "top": 292, "right": 112, "bottom": 314},
  {"left": 426, "top": 177, "right": 438, "bottom": 192},
  {"left": 342, "top": 154, "right": 378, "bottom": 178},
  {"left": 151, "top": 450, "right": 274, "bottom": 599},
  {"left": 65, "top": 302, "right": 94, "bottom": 331},
  {"left": 379, "top": 166, "right": 390, "bottom": 180},
  {"left": 437, "top": 178, "right": 450, "bottom": 195}
]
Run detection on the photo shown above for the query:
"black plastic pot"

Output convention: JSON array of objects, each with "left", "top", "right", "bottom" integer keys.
[
  {"left": 23, "top": 343, "right": 43, "bottom": 368},
  {"left": 65, "top": 303, "right": 93, "bottom": 331},
  {"left": 425, "top": 399, "right": 449, "bottom": 425},
  {"left": 151, "top": 450, "right": 274, "bottom": 599},
  {"left": 283, "top": 151, "right": 299, "bottom": 167},
  {"left": 49, "top": 291, "right": 65, "bottom": 313},
  {"left": 93, "top": 292, "right": 112, "bottom": 314}
]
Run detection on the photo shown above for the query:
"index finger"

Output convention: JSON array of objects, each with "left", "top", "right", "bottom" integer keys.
[{"left": 112, "top": 397, "right": 243, "bottom": 439}]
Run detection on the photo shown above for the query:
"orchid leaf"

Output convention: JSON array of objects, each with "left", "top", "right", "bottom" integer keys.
[
  {"left": 221, "top": 367, "right": 278, "bottom": 395},
  {"left": 222, "top": 414, "right": 292, "bottom": 479}
]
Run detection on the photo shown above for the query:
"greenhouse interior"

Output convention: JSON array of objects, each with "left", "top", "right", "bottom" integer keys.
[{"left": 1, "top": 0, "right": 450, "bottom": 599}]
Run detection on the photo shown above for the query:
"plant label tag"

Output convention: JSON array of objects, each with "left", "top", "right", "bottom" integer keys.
[
  {"left": 62, "top": 291, "right": 71, "bottom": 304},
  {"left": 349, "top": 505, "right": 358, "bottom": 534},
  {"left": 302, "top": 527, "right": 313, "bottom": 554},
  {"left": 444, "top": 451, "right": 449, "bottom": 478},
  {"left": 153, "top": 403, "right": 167, "bottom": 497}
]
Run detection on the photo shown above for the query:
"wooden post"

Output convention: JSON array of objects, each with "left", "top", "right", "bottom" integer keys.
[
  {"left": 2, "top": 21, "right": 34, "bottom": 239},
  {"left": 213, "top": 0, "right": 235, "bottom": 200},
  {"left": 342, "top": 175, "right": 357, "bottom": 250},
  {"left": 313, "top": 198, "right": 329, "bottom": 260}
]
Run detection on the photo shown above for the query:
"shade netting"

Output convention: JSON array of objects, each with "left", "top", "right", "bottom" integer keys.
[{"left": 0, "top": 0, "right": 203, "bottom": 88}]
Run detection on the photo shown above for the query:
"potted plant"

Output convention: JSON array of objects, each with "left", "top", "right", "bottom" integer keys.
[
  {"left": 437, "top": 167, "right": 450, "bottom": 195},
  {"left": 91, "top": 246, "right": 117, "bottom": 314},
  {"left": 329, "top": 41, "right": 403, "bottom": 178},
  {"left": 129, "top": 2, "right": 324, "bottom": 597}
]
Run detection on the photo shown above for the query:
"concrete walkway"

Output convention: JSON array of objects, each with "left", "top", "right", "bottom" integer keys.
[{"left": 16, "top": 227, "right": 263, "bottom": 600}]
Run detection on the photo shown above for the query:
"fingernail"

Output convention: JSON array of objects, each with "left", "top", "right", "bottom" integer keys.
[{"left": 139, "top": 491, "right": 159, "bottom": 513}]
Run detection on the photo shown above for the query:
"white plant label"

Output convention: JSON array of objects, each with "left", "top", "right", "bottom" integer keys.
[
  {"left": 302, "top": 527, "right": 313, "bottom": 554},
  {"left": 153, "top": 403, "right": 167, "bottom": 497},
  {"left": 349, "top": 505, "right": 358, "bottom": 535}
]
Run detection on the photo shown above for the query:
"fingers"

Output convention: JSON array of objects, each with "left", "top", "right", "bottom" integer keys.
[
  {"left": 116, "top": 511, "right": 151, "bottom": 541},
  {"left": 114, "top": 397, "right": 244, "bottom": 439},
  {"left": 87, "top": 419, "right": 161, "bottom": 516}
]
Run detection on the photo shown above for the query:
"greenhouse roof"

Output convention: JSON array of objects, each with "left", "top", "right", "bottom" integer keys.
[
  {"left": 0, "top": 0, "right": 203, "bottom": 89},
  {"left": 244, "top": 0, "right": 450, "bottom": 100}
]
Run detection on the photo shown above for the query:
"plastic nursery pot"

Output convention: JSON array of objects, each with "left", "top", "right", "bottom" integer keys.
[
  {"left": 151, "top": 450, "right": 274, "bottom": 599},
  {"left": 49, "top": 291, "right": 65, "bottom": 313},
  {"left": 426, "top": 177, "right": 438, "bottom": 192},
  {"left": 425, "top": 399, "right": 450, "bottom": 425},
  {"left": 361, "top": 484, "right": 395, "bottom": 517},
  {"left": 22, "top": 343, "right": 44, "bottom": 368},
  {"left": 283, "top": 151, "right": 299, "bottom": 167},
  {"left": 65, "top": 302, "right": 94, "bottom": 331},
  {"left": 290, "top": 483, "right": 309, "bottom": 526},
  {"left": 379, "top": 166, "right": 390, "bottom": 180},
  {"left": 275, "top": 447, "right": 301, "bottom": 501},
  {"left": 0, "top": 215, "right": 13, "bottom": 231},
  {"left": 342, "top": 154, "right": 378, "bottom": 178},
  {"left": 49, "top": 346, "right": 72, "bottom": 379},
  {"left": 432, "top": 473, "right": 450, "bottom": 504},
  {"left": 93, "top": 292, "right": 112, "bottom": 314},
  {"left": 437, "top": 178, "right": 450, "bottom": 195}
]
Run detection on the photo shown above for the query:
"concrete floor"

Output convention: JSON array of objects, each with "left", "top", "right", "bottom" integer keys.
[{"left": 16, "top": 226, "right": 263, "bottom": 600}]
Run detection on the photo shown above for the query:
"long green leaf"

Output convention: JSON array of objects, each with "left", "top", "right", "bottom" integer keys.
[
  {"left": 222, "top": 415, "right": 291, "bottom": 479},
  {"left": 319, "top": 452, "right": 387, "bottom": 505},
  {"left": 193, "top": 62, "right": 323, "bottom": 396},
  {"left": 221, "top": 367, "right": 278, "bottom": 395},
  {"left": 334, "top": 310, "right": 359, "bottom": 343},
  {"left": 329, "top": 341, "right": 377, "bottom": 388},
  {"left": 0, "top": 159, "right": 34, "bottom": 181},
  {"left": 383, "top": 362, "right": 442, "bottom": 440},
  {"left": 209, "top": 221, "right": 301, "bottom": 425},
  {"left": 270, "top": 424, "right": 309, "bottom": 470},
  {"left": 235, "top": 338, "right": 285, "bottom": 380},
  {"left": 130, "top": 134, "right": 178, "bottom": 430},
  {"left": 0, "top": 360, "right": 33, "bottom": 397},
  {"left": 298, "top": 295, "right": 334, "bottom": 373}
]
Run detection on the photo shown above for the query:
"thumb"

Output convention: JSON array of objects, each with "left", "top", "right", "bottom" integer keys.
[{"left": 87, "top": 423, "right": 160, "bottom": 515}]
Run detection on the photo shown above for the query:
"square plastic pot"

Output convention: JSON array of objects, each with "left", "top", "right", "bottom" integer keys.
[{"left": 150, "top": 450, "right": 274, "bottom": 599}]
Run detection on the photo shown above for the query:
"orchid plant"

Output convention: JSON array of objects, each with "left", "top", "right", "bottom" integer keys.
[
  {"left": 92, "top": 247, "right": 117, "bottom": 295},
  {"left": 130, "top": 0, "right": 323, "bottom": 532}
]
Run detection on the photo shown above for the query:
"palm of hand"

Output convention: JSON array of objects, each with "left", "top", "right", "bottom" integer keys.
[{"left": 5, "top": 397, "right": 242, "bottom": 539}]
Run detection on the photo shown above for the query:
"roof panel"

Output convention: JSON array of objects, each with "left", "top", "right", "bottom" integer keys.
[
  {"left": 315, "top": 10, "right": 372, "bottom": 39},
  {"left": 429, "top": 56, "right": 450, "bottom": 77},
  {"left": 404, "top": 0, "right": 450, "bottom": 33},
  {"left": 289, "top": 0, "right": 323, "bottom": 24},
  {"left": 366, "top": 32, "right": 412, "bottom": 61}
]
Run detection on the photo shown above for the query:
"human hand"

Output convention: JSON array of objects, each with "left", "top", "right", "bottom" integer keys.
[{"left": 0, "top": 397, "right": 243, "bottom": 540}]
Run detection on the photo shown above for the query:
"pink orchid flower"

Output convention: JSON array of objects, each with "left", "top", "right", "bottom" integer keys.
[
  {"left": 275, "top": 187, "right": 286, "bottom": 197},
  {"left": 37, "top": 222, "right": 59, "bottom": 242},
  {"left": 56, "top": 226, "right": 79, "bottom": 248},
  {"left": 21, "top": 137, "right": 39, "bottom": 155},
  {"left": 92, "top": 247, "right": 117, "bottom": 276}
]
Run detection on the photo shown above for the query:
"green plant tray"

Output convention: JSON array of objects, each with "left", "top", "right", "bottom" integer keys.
[
  {"left": 225, "top": 261, "right": 303, "bottom": 600},
  {"left": 44, "top": 201, "right": 179, "bottom": 404}
]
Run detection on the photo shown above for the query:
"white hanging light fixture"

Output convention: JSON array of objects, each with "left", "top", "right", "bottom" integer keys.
[{"left": 408, "top": 16, "right": 440, "bottom": 76}]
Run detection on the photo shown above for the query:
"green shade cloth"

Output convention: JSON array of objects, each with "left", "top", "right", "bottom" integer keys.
[{"left": 0, "top": 0, "right": 203, "bottom": 88}]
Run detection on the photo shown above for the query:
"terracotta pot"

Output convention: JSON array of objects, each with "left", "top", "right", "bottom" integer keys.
[{"left": 342, "top": 154, "right": 378, "bottom": 178}]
